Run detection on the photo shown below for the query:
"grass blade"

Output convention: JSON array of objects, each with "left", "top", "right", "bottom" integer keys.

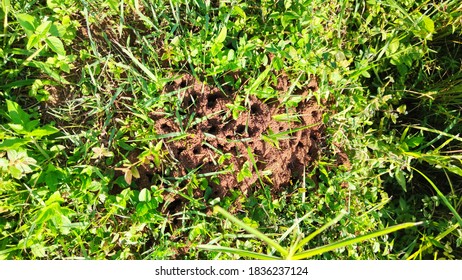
[
  {"left": 112, "top": 40, "right": 158, "bottom": 82},
  {"left": 196, "top": 245, "right": 280, "bottom": 260},
  {"left": 213, "top": 205, "right": 288, "bottom": 257},
  {"left": 412, "top": 168, "right": 462, "bottom": 228},
  {"left": 291, "top": 222, "right": 421, "bottom": 260},
  {"left": 406, "top": 223, "right": 459, "bottom": 260},
  {"left": 293, "top": 210, "right": 347, "bottom": 253}
]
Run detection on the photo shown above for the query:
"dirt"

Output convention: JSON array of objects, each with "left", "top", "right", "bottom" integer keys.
[{"left": 148, "top": 73, "right": 324, "bottom": 197}]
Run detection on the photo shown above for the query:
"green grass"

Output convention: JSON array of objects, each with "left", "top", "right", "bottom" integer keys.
[{"left": 1, "top": 0, "right": 461, "bottom": 259}]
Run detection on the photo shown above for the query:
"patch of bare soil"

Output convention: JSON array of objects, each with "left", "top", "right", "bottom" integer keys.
[{"left": 150, "top": 73, "right": 324, "bottom": 197}]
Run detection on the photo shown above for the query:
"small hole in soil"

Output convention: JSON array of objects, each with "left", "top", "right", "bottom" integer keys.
[
  {"left": 208, "top": 125, "right": 218, "bottom": 135},
  {"left": 193, "top": 146, "right": 201, "bottom": 154},
  {"left": 256, "top": 161, "right": 265, "bottom": 170},
  {"left": 166, "top": 198, "right": 183, "bottom": 213},
  {"left": 146, "top": 172, "right": 154, "bottom": 183},
  {"left": 247, "top": 127, "right": 258, "bottom": 137},
  {"left": 161, "top": 123, "right": 172, "bottom": 132},
  {"left": 180, "top": 80, "right": 188, "bottom": 88},
  {"left": 311, "top": 111, "right": 319, "bottom": 118},
  {"left": 309, "top": 145, "right": 318, "bottom": 156},
  {"left": 177, "top": 147, "right": 186, "bottom": 155},
  {"left": 236, "top": 124, "right": 245, "bottom": 134},
  {"left": 207, "top": 95, "right": 219, "bottom": 108},
  {"left": 183, "top": 99, "right": 191, "bottom": 107},
  {"left": 287, "top": 159, "right": 300, "bottom": 171},
  {"left": 238, "top": 157, "right": 246, "bottom": 166},
  {"left": 184, "top": 94, "right": 197, "bottom": 107},
  {"left": 310, "top": 134, "right": 318, "bottom": 141},
  {"left": 250, "top": 104, "right": 262, "bottom": 114}
]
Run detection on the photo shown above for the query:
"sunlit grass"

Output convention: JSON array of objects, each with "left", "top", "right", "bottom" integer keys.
[{"left": 0, "top": 0, "right": 461, "bottom": 259}]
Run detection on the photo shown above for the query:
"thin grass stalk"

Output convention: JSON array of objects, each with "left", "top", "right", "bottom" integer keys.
[
  {"left": 291, "top": 222, "right": 422, "bottom": 260},
  {"left": 214, "top": 205, "right": 289, "bottom": 257},
  {"left": 412, "top": 168, "right": 462, "bottom": 228}
]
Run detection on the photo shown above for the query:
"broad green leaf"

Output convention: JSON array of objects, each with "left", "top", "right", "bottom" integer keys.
[
  {"left": 57, "top": 214, "right": 72, "bottom": 235},
  {"left": 46, "top": 0, "right": 59, "bottom": 9},
  {"left": 445, "top": 164, "right": 462, "bottom": 177},
  {"left": 388, "top": 38, "right": 400, "bottom": 54},
  {"left": 9, "top": 166, "right": 22, "bottom": 179},
  {"left": 34, "top": 205, "right": 56, "bottom": 226},
  {"left": 0, "top": 158, "right": 8, "bottom": 172},
  {"left": 35, "top": 20, "right": 52, "bottom": 37},
  {"left": 421, "top": 15, "right": 434, "bottom": 34},
  {"left": 91, "top": 146, "right": 114, "bottom": 159},
  {"left": 27, "top": 125, "right": 59, "bottom": 138},
  {"left": 16, "top": 13, "right": 37, "bottom": 37},
  {"left": 45, "top": 191, "right": 64, "bottom": 206},
  {"left": 405, "top": 136, "right": 424, "bottom": 148},
  {"left": 26, "top": 120, "right": 40, "bottom": 132},
  {"left": 106, "top": 0, "right": 119, "bottom": 12},
  {"left": 7, "top": 123, "right": 26, "bottom": 134},
  {"left": 281, "top": 11, "right": 299, "bottom": 28},
  {"left": 0, "top": 138, "right": 29, "bottom": 150},
  {"left": 7, "top": 149, "right": 36, "bottom": 178},
  {"left": 30, "top": 243, "right": 46, "bottom": 258},
  {"left": 247, "top": 67, "right": 270, "bottom": 93},
  {"left": 189, "top": 223, "right": 205, "bottom": 241},
  {"left": 131, "top": 166, "right": 140, "bottom": 179},
  {"left": 215, "top": 26, "right": 227, "bottom": 43},
  {"left": 6, "top": 100, "right": 30, "bottom": 125},
  {"left": 237, "top": 161, "right": 252, "bottom": 182},
  {"left": 88, "top": 181, "right": 102, "bottom": 192},
  {"left": 397, "top": 104, "right": 407, "bottom": 114},
  {"left": 26, "top": 61, "right": 69, "bottom": 84},
  {"left": 45, "top": 36, "right": 66, "bottom": 55},
  {"left": 231, "top": 6, "right": 246, "bottom": 18},
  {"left": 26, "top": 34, "right": 41, "bottom": 50},
  {"left": 395, "top": 170, "right": 407, "bottom": 191},
  {"left": 154, "top": 141, "right": 163, "bottom": 152},
  {"left": 138, "top": 188, "right": 151, "bottom": 202},
  {"left": 2, "top": 0, "right": 11, "bottom": 11},
  {"left": 210, "top": 42, "right": 223, "bottom": 56}
]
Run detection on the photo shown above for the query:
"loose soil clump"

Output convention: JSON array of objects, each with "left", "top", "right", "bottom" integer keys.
[{"left": 151, "top": 73, "right": 325, "bottom": 197}]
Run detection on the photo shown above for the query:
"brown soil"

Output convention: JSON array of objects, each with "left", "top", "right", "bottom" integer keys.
[{"left": 150, "top": 73, "right": 324, "bottom": 197}]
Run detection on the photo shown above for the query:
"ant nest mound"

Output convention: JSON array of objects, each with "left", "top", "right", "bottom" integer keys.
[{"left": 152, "top": 73, "right": 324, "bottom": 197}]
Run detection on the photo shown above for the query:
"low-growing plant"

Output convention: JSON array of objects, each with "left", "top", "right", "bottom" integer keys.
[{"left": 198, "top": 206, "right": 421, "bottom": 260}]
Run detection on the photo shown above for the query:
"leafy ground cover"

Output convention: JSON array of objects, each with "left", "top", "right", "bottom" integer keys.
[{"left": 0, "top": 0, "right": 461, "bottom": 259}]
